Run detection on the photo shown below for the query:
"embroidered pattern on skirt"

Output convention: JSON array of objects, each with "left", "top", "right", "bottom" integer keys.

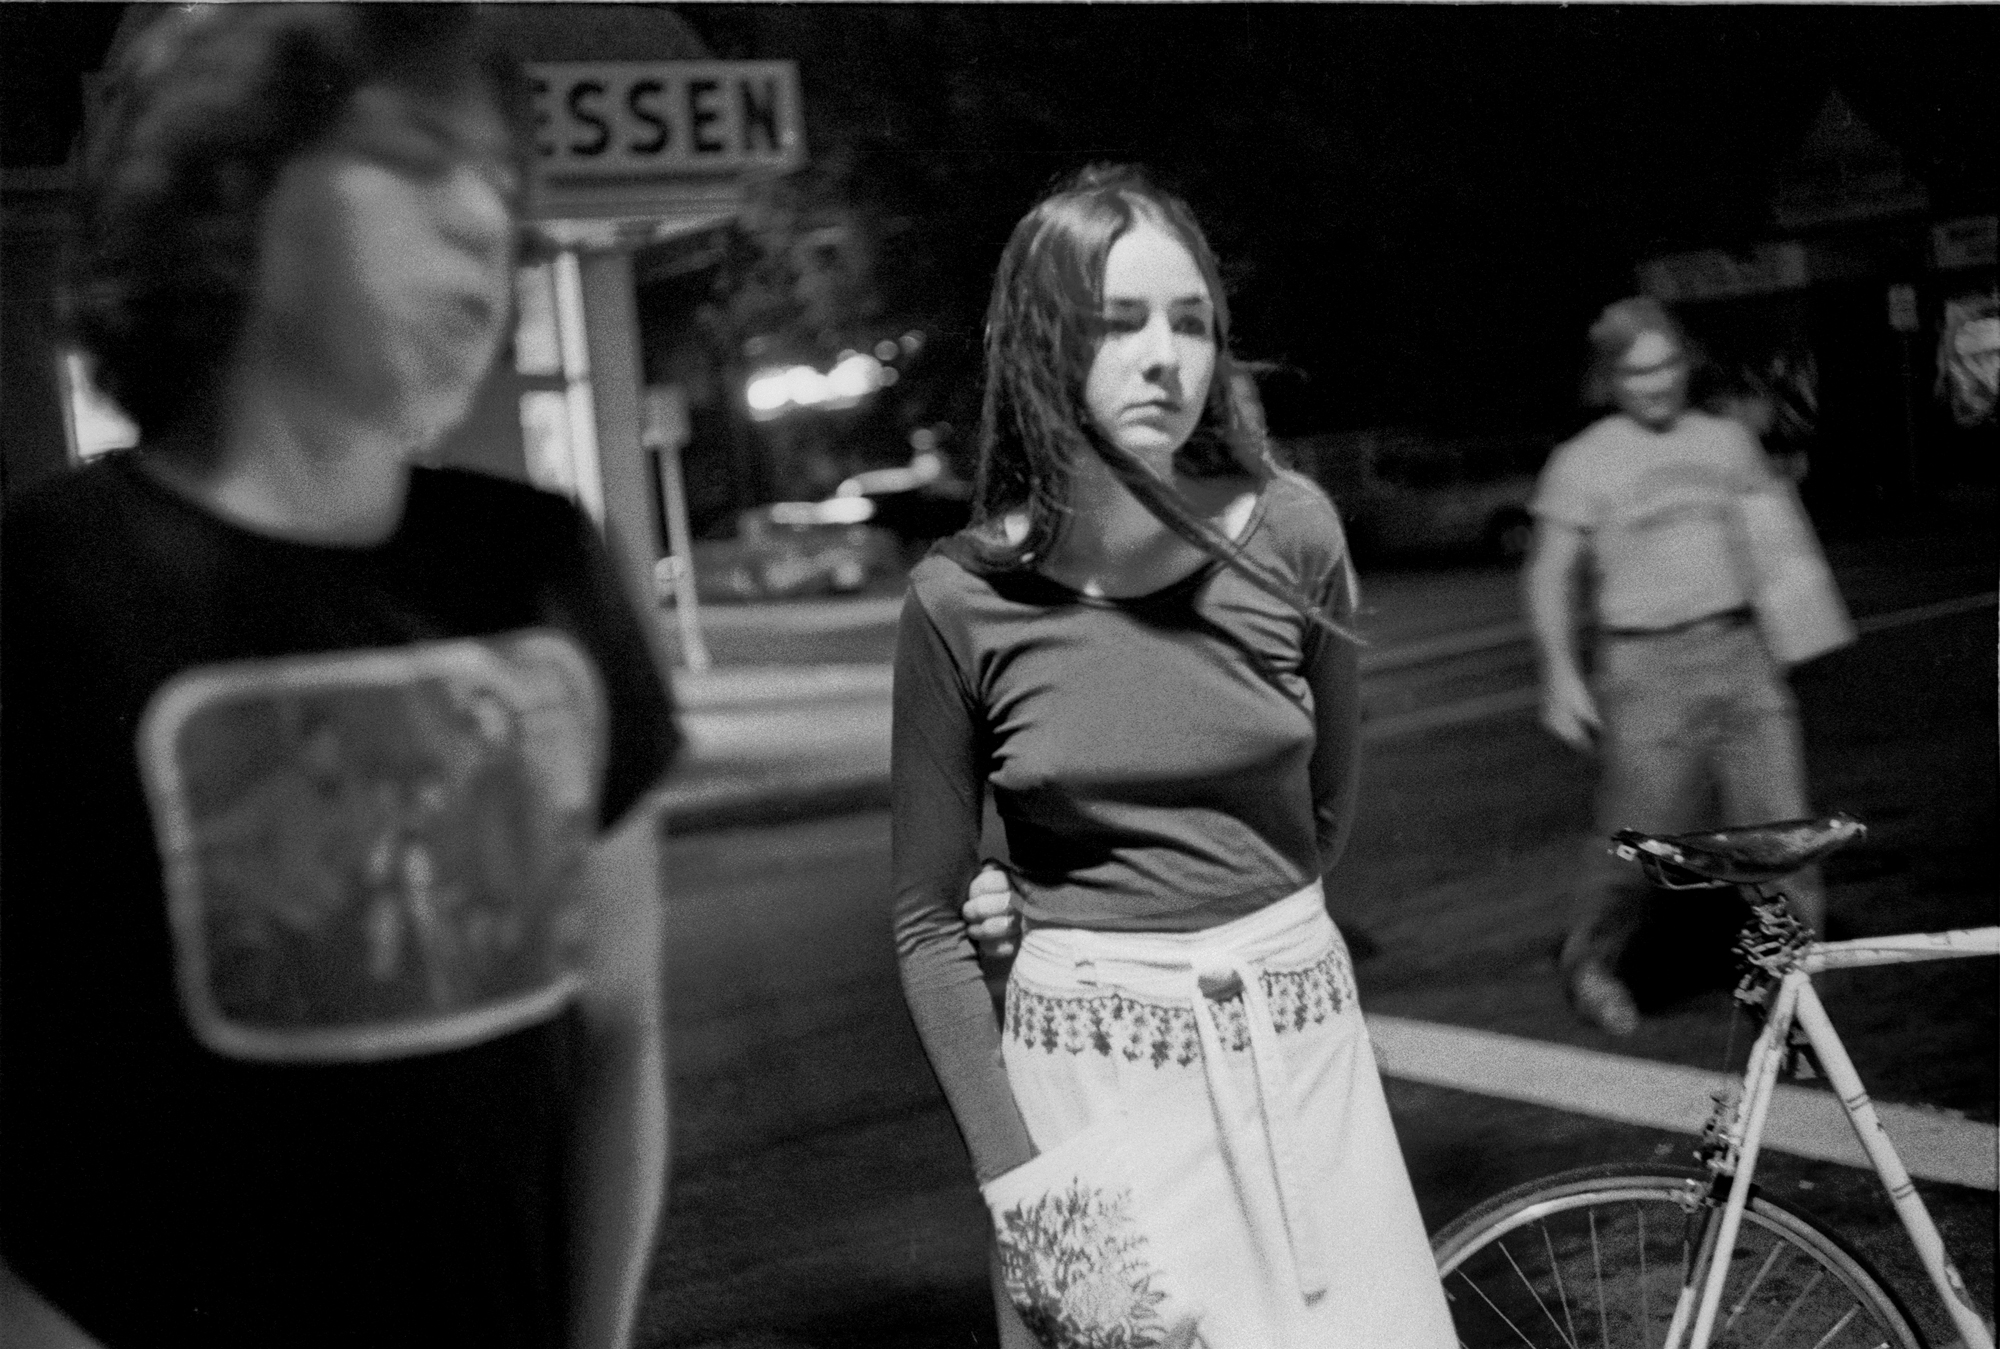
[
  {"left": 995, "top": 1180, "right": 1181, "bottom": 1348},
  {"left": 1005, "top": 948, "right": 1354, "bottom": 1066}
]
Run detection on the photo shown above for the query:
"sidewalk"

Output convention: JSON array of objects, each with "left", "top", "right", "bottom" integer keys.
[{"left": 665, "top": 663, "right": 892, "bottom": 834}]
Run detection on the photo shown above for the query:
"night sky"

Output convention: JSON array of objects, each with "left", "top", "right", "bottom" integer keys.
[
  {"left": 682, "top": 4, "right": 1995, "bottom": 437},
  {"left": 6, "top": 4, "right": 1994, "bottom": 440}
]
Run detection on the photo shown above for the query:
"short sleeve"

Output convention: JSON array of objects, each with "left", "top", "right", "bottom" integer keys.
[
  {"left": 1529, "top": 436, "right": 1599, "bottom": 530},
  {"left": 1718, "top": 417, "right": 1781, "bottom": 494}
]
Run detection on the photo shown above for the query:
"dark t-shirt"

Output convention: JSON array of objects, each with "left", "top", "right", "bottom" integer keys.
[
  {"left": 1, "top": 456, "right": 679, "bottom": 1347},
  {"left": 890, "top": 470, "right": 1363, "bottom": 1180}
]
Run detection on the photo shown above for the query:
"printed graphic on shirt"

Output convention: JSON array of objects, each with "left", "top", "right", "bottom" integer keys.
[
  {"left": 138, "top": 632, "right": 606, "bottom": 1062},
  {"left": 1611, "top": 459, "right": 1745, "bottom": 537}
]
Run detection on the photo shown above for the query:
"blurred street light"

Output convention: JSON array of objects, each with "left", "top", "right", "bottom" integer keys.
[{"left": 744, "top": 348, "right": 903, "bottom": 420}]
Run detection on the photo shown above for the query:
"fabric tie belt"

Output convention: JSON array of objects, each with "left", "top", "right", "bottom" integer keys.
[{"left": 1015, "top": 883, "right": 1336, "bottom": 1304}]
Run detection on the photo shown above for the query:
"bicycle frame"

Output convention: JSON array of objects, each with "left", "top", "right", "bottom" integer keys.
[{"left": 1664, "top": 923, "right": 2000, "bottom": 1349}]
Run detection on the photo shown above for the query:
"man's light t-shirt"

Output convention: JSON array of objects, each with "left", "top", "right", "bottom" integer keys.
[{"left": 1530, "top": 410, "right": 1773, "bottom": 631}]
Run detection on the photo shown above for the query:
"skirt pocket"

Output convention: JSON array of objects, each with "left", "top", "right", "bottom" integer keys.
[{"left": 980, "top": 1092, "right": 1292, "bottom": 1349}]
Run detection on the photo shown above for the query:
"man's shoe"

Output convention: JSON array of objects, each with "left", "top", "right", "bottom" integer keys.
[{"left": 1569, "top": 963, "right": 1640, "bottom": 1036}]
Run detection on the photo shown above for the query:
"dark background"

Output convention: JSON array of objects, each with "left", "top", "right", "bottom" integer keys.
[
  {"left": 677, "top": 3, "right": 1996, "bottom": 437},
  {"left": 4, "top": 3, "right": 1993, "bottom": 439}
]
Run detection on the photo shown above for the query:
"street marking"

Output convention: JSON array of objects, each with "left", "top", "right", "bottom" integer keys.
[
  {"left": 1357, "top": 589, "right": 1998, "bottom": 679},
  {"left": 1368, "top": 1014, "right": 1998, "bottom": 1192},
  {"left": 1365, "top": 687, "right": 1540, "bottom": 742},
  {"left": 1853, "top": 590, "right": 1997, "bottom": 635},
  {"left": 1363, "top": 591, "right": 1998, "bottom": 744},
  {"left": 1361, "top": 620, "right": 1529, "bottom": 674}
]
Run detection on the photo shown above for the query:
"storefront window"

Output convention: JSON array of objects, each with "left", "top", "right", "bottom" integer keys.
[{"left": 60, "top": 349, "right": 139, "bottom": 463}]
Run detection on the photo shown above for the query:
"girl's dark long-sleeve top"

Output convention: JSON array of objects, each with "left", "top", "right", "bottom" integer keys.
[{"left": 891, "top": 470, "right": 1363, "bottom": 1183}]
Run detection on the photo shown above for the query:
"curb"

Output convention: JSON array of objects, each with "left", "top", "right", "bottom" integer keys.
[
  {"left": 675, "top": 663, "right": 893, "bottom": 710},
  {"left": 662, "top": 769, "right": 893, "bottom": 836}
]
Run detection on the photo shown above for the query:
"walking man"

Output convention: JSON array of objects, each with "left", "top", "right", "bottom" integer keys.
[{"left": 1525, "top": 297, "right": 1825, "bottom": 1035}]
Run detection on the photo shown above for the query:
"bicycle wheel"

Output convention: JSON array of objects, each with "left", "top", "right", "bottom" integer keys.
[{"left": 1432, "top": 1164, "right": 1925, "bottom": 1349}]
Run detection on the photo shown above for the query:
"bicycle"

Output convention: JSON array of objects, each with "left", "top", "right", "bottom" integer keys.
[{"left": 1430, "top": 813, "right": 1997, "bottom": 1349}]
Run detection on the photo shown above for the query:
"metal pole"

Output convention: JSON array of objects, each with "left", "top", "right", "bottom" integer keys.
[
  {"left": 1802, "top": 925, "right": 2000, "bottom": 973},
  {"left": 1886, "top": 284, "right": 1921, "bottom": 504},
  {"left": 1899, "top": 331, "right": 1919, "bottom": 501},
  {"left": 551, "top": 249, "right": 604, "bottom": 525},
  {"left": 655, "top": 437, "right": 711, "bottom": 673}
]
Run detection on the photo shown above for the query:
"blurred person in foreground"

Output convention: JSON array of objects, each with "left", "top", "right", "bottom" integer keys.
[
  {"left": 1525, "top": 297, "right": 1825, "bottom": 1036},
  {"left": 893, "top": 165, "right": 1451, "bottom": 1347},
  {"left": 0, "top": 7, "right": 678, "bottom": 1346}
]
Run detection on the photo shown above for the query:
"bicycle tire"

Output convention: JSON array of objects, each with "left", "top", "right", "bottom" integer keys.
[{"left": 1432, "top": 1164, "right": 1926, "bottom": 1349}]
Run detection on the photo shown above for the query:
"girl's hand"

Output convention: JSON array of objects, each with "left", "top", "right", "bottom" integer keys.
[{"left": 962, "top": 862, "right": 1022, "bottom": 960}]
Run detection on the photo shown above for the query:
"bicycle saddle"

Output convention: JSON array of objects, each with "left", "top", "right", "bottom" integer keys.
[{"left": 1612, "top": 814, "right": 1866, "bottom": 886}]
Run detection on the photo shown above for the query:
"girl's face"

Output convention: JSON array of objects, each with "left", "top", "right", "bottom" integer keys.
[
  {"left": 251, "top": 80, "right": 519, "bottom": 445},
  {"left": 1082, "top": 218, "right": 1216, "bottom": 471}
]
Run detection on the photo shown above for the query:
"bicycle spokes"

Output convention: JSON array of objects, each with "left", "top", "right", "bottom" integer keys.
[{"left": 1438, "top": 1172, "right": 1921, "bottom": 1349}]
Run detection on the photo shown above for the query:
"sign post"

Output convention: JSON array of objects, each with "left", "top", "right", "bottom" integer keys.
[
  {"left": 645, "top": 385, "right": 711, "bottom": 673},
  {"left": 1887, "top": 284, "right": 1921, "bottom": 499},
  {"left": 517, "top": 58, "right": 803, "bottom": 672}
]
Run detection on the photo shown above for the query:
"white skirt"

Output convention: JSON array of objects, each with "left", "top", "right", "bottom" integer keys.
[{"left": 982, "top": 883, "right": 1453, "bottom": 1348}]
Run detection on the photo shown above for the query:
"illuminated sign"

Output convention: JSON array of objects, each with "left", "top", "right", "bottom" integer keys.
[{"left": 529, "top": 62, "right": 804, "bottom": 182}]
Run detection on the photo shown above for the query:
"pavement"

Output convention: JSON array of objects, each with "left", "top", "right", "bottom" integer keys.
[{"left": 665, "top": 662, "right": 895, "bottom": 834}]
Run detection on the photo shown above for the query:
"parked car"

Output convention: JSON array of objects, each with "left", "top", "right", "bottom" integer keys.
[
  {"left": 1281, "top": 428, "right": 1551, "bottom": 564},
  {"left": 659, "top": 498, "right": 901, "bottom": 604},
  {"left": 832, "top": 450, "right": 973, "bottom": 559}
]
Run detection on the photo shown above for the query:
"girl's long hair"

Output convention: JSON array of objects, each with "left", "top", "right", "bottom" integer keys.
[{"left": 970, "top": 164, "right": 1353, "bottom": 637}]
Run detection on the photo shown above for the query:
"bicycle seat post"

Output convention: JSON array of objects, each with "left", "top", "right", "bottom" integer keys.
[
  {"left": 1733, "top": 884, "right": 1811, "bottom": 1012},
  {"left": 1686, "top": 966, "right": 1812, "bottom": 1349}
]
